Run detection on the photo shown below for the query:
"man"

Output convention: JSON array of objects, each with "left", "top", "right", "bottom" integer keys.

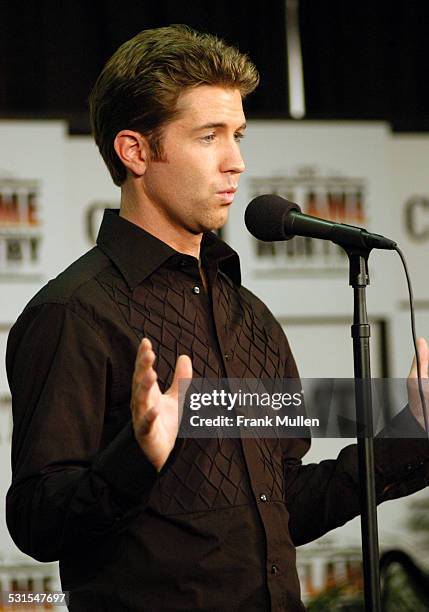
[{"left": 6, "top": 25, "right": 429, "bottom": 612}]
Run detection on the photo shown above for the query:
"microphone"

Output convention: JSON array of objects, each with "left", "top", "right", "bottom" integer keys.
[{"left": 244, "top": 194, "right": 397, "bottom": 250}]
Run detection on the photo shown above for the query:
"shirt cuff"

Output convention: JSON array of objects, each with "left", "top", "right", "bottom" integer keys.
[
  {"left": 93, "top": 422, "right": 159, "bottom": 507},
  {"left": 93, "top": 422, "right": 186, "bottom": 511},
  {"left": 375, "top": 405, "right": 429, "bottom": 483}
]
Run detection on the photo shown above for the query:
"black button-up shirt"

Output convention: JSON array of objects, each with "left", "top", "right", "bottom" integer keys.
[{"left": 6, "top": 210, "right": 429, "bottom": 611}]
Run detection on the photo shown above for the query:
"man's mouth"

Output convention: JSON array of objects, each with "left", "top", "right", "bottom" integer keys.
[{"left": 216, "top": 187, "right": 237, "bottom": 204}]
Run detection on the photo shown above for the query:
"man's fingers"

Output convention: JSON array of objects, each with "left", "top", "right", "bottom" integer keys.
[
  {"left": 167, "top": 354, "right": 193, "bottom": 398},
  {"left": 409, "top": 337, "right": 429, "bottom": 378},
  {"left": 136, "top": 406, "right": 159, "bottom": 436},
  {"left": 133, "top": 338, "right": 156, "bottom": 387},
  {"left": 136, "top": 337, "right": 153, "bottom": 359},
  {"left": 140, "top": 368, "right": 158, "bottom": 390},
  {"left": 132, "top": 337, "right": 161, "bottom": 418},
  {"left": 133, "top": 367, "right": 158, "bottom": 411},
  {"left": 419, "top": 338, "right": 429, "bottom": 377}
]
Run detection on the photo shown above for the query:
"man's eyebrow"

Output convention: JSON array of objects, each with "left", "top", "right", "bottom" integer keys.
[{"left": 192, "top": 122, "right": 247, "bottom": 132}]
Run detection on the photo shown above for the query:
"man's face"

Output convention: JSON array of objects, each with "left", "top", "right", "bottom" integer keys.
[{"left": 142, "top": 85, "right": 246, "bottom": 235}]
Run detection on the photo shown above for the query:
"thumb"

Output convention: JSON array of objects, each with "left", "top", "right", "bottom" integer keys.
[
  {"left": 166, "top": 354, "right": 193, "bottom": 398},
  {"left": 409, "top": 337, "right": 429, "bottom": 378}
]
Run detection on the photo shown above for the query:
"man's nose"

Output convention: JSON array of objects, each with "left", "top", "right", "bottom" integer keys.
[{"left": 221, "top": 141, "right": 246, "bottom": 174}]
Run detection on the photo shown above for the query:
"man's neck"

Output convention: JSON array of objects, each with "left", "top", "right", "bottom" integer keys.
[
  {"left": 120, "top": 203, "right": 209, "bottom": 292},
  {"left": 119, "top": 186, "right": 202, "bottom": 259}
]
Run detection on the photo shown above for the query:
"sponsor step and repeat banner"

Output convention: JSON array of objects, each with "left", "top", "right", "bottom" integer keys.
[{"left": 0, "top": 120, "right": 428, "bottom": 603}]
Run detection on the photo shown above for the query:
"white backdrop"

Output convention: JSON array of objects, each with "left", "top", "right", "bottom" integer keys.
[{"left": 1, "top": 120, "right": 428, "bottom": 582}]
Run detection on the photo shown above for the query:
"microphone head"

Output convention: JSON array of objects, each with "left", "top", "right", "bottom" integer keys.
[{"left": 245, "top": 194, "right": 302, "bottom": 241}]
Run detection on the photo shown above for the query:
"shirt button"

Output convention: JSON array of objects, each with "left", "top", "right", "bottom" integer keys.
[
  {"left": 224, "top": 353, "right": 230, "bottom": 361},
  {"left": 179, "top": 259, "right": 187, "bottom": 267},
  {"left": 271, "top": 564, "right": 279, "bottom": 575},
  {"left": 192, "top": 286, "right": 200, "bottom": 294},
  {"left": 260, "top": 494, "right": 267, "bottom": 502}
]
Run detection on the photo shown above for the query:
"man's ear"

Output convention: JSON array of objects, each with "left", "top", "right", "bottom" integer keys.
[{"left": 113, "top": 130, "right": 150, "bottom": 178}]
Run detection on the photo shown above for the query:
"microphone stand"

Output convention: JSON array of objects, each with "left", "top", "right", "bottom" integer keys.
[{"left": 345, "top": 245, "right": 381, "bottom": 611}]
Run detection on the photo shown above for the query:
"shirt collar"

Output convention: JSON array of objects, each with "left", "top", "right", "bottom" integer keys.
[{"left": 96, "top": 209, "right": 241, "bottom": 290}]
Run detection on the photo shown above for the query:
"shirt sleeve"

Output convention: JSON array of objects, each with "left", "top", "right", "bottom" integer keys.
[
  {"left": 284, "top": 408, "right": 429, "bottom": 546},
  {"left": 6, "top": 302, "right": 159, "bottom": 562},
  {"left": 279, "top": 327, "right": 429, "bottom": 546}
]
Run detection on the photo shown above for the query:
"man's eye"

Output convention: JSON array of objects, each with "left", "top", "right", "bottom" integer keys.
[
  {"left": 201, "top": 134, "right": 216, "bottom": 143},
  {"left": 234, "top": 132, "right": 245, "bottom": 142}
]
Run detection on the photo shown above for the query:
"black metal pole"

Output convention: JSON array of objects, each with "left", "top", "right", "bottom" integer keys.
[{"left": 347, "top": 248, "right": 381, "bottom": 612}]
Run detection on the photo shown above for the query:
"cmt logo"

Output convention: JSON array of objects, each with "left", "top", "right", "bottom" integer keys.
[
  {"left": 249, "top": 168, "right": 367, "bottom": 273},
  {"left": 404, "top": 196, "right": 429, "bottom": 242},
  {"left": 0, "top": 178, "right": 42, "bottom": 274}
]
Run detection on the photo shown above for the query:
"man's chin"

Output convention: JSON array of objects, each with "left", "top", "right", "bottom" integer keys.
[{"left": 200, "top": 211, "right": 229, "bottom": 234}]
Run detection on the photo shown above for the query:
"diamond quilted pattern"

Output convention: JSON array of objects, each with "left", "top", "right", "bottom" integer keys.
[
  {"left": 154, "top": 438, "right": 252, "bottom": 514},
  {"left": 97, "top": 261, "right": 293, "bottom": 514}
]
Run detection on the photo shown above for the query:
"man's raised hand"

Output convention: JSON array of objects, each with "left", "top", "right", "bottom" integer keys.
[
  {"left": 131, "top": 337, "right": 192, "bottom": 471},
  {"left": 407, "top": 337, "right": 429, "bottom": 429}
]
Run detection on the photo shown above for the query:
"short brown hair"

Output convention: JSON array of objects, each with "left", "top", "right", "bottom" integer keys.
[{"left": 89, "top": 25, "right": 259, "bottom": 186}]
